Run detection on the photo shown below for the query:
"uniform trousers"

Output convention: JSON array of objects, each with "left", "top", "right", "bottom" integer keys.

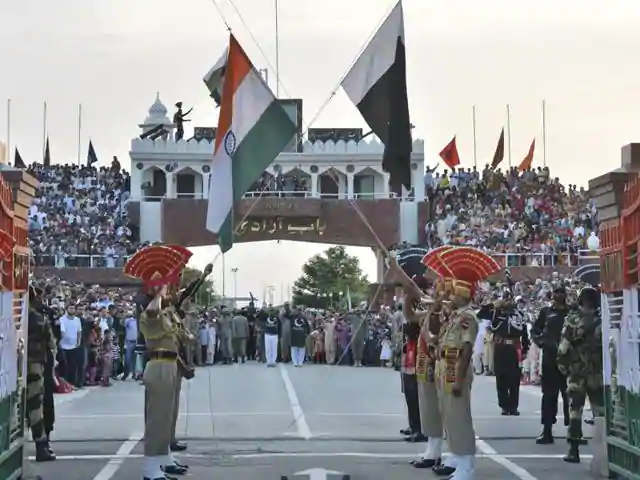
[
  {"left": 352, "top": 339, "right": 365, "bottom": 363},
  {"left": 566, "top": 374, "right": 605, "bottom": 440},
  {"left": 540, "top": 353, "right": 569, "bottom": 426},
  {"left": 437, "top": 362, "right": 476, "bottom": 455},
  {"left": 494, "top": 343, "right": 521, "bottom": 411},
  {"left": 170, "top": 375, "right": 182, "bottom": 443},
  {"left": 26, "top": 362, "right": 47, "bottom": 443},
  {"left": 417, "top": 379, "right": 442, "bottom": 437},
  {"left": 232, "top": 338, "right": 247, "bottom": 359},
  {"left": 401, "top": 373, "right": 421, "bottom": 434},
  {"left": 144, "top": 360, "right": 177, "bottom": 456},
  {"left": 264, "top": 334, "right": 279, "bottom": 365}
]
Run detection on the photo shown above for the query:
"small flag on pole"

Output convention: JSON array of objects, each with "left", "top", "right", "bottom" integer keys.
[
  {"left": 341, "top": 1, "right": 412, "bottom": 191},
  {"left": 14, "top": 148, "right": 25, "bottom": 169},
  {"left": 203, "top": 47, "right": 229, "bottom": 106},
  {"left": 518, "top": 139, "right": 536, "bottom": 171},
  {"left": 87, "top": 140, "right": 98, "bottom": 167},
  {"left": 439, "top": 136, "right": 460, "bottom": 169},
  {"left": 491, "top": 129, "right": 505, "bottom": 169}
]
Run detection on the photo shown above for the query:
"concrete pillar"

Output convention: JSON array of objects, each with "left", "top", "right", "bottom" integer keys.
[
  {"left": 166, "top": 172, "right": 175, "bottom": 198},
  {"left": 347, "top": 174, "right": 355, "bottom": 199},
  {"left": 383, "top": 172, "right": 390, "bottom": 197},
  {"left": 590, "top": 417, "right": 609, "bottom": 478},
  {"left": 202, "top": 173, "right": 211, "bottom": 199},
  {"left": 310, "top": 173, "right": 319, "bottom": 197}
]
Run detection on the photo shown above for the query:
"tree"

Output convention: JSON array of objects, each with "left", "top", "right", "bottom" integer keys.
[
  {"left": 181, "top": 266, "right": 217, "bottom": 306},
  {"left": 292, "top": 246, "right": 368, "bottom": 309}
]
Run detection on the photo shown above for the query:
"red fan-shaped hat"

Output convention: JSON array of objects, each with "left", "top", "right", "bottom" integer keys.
[
  {"left": 165, "top": 244, "right": 193, "bottom": 263},
  {"left": 0, "top": 230, "right": 15, "bottom": 262},
  {"left": 421, "top": 246, "right": 455, "bottom": 277},
  {"left": 124, "top": 245, "right": 189, "bottom": 287},
  {"left": 436, "top": 246, "right": 501, "bottom": 285}
]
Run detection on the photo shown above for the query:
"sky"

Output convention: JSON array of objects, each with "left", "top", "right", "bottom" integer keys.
[{"left": 2, "top": 0, "right": 640, "bottom": 302}]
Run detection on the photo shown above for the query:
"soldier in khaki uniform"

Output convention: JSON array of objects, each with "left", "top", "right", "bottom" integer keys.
[
  {"left": 124, "top": 245, "right": 193, "bottom": 480},
  {"left": 425, "top": 246, "right": 502, "bottom": 480}
]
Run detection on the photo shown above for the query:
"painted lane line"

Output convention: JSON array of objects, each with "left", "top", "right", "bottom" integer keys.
[
  {"left": 476, "top": 439, "right": 538, "bottom": 480},
  {"left": 91, "top": 432, "right": 142, "bottom": 480},
  {"left": 278, "top": 364, "right": 312, "bottom": 439}
]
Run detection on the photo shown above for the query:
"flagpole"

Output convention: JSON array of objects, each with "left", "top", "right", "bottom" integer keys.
[
  {"left": 77, "top": 104, "right": 82, "bottom": 167},
  {"left": 6, "top": 99, "right": 10, "bottom": 165},
  {"left": 506, "top": 104, "right": 512, "bottom": 168},
  {"left": 42, "top": 101, "right": 48, "bottom": 158},
  {"left": 472, "top": 105, "right": 477, "bottom": 168},
  {"left": 221, "top": 253, "right": 226, "bottom": 300},
  {"left": 275, "top": 0, "right": 280, "bottom": 97},
  {"left": 542, "top": 99, "right": 547, "bottom": 167}
]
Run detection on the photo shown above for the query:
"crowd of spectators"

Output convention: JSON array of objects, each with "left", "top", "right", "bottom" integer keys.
[
  {"left": 27, "top": 162, "right": 138, "bottom": 268},
  {"left": 23, "top": 160, "right": 597, "bottom": 270},
  {"left": 246, "top": 172, "right": 310, "bottom": 197},
  {"left": 423, "top": 165, "right": 597, "bottom": 266}
]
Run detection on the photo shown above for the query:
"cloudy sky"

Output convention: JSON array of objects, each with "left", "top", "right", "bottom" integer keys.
[{"left": 2, "top": 0, "right": 639, "bottom": 301}]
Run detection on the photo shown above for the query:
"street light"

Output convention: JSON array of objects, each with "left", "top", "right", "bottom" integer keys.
[{"left": 231, "top": 268, "right": 239, "bottom": 307}]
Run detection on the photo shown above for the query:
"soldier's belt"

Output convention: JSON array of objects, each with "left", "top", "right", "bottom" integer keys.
[
  {"left": 436, "top": 347, "right": 461, "bottom": 360},
  {"left": 147, "top": 349, "right": 178, "bottom": 361},
  {"left": 493, "top": 336, "right": 520, "bottom": 346}
]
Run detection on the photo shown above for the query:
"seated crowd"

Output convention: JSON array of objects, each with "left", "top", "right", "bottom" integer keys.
[
  {"left": 25, "top": 161, "right": 595, "bottom": 269},
  {"left": 27, "top": 162, "right": 138, "bottom": 268},
  {"left": 423, "top": 164, "right": 597, "bottom": 266}
]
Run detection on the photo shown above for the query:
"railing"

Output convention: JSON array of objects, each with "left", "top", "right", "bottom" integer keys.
[
  {"left": 32, "top": 254, "right": 131, "bottom": 269},
  {"left": 134, "top": 191, "right": 401, "bottom": 200},
  {"left": 32, "top": 250, "right": 599, "bottom": 270},
  {"left": 488, "top": 250, "right": 598, "bottom": 268}
]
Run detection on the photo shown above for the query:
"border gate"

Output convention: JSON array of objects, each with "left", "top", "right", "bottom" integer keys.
[{"left": 0, "top": 170, "right": 36, "bottom": 480}]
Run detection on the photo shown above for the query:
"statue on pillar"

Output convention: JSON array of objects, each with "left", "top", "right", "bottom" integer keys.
[{"left": 173, "top": 102, "right": 193, "bottom": 142}]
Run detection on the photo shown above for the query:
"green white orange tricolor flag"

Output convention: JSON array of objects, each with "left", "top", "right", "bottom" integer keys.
[{"left": 205, "top": 34, "right": 297, "bottom": 253}]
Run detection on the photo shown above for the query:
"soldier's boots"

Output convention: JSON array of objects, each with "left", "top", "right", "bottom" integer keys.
[
  {"left": 563, "top": 440, "right": 580, "bottom": 463},
  {"left": 35, "top": 441, "right": 56, "bottom": 462},
  {"left": 535, "top": 424, "right": 554, "bottom": 444}
]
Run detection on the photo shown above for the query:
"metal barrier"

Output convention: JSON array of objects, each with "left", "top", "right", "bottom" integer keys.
[{"left": 32, "top": 254, "right": 131, "bottom": 269}]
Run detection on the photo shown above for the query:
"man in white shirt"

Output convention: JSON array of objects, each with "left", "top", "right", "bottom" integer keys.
[{"left": 59, "top": 306, "right": 83, "bottom": 388}]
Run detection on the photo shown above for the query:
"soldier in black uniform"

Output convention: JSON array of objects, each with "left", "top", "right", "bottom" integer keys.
[
  {"left": 27, "top": 285, "right": 57, "bottom": 462},
  {"left": 531, "top": 286, "right": 571, "bottom": 444},
  {"left": 483, "top": 290, "right": 530, "bottom": 415}
]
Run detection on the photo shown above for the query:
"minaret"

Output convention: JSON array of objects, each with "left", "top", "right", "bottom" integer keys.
[{"left": 138, "top": 92, "right": 175, "bottom": 137}]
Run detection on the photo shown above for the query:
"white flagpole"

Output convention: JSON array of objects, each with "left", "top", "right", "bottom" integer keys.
[
  {"left": 472, "top": 105, "right": 477, "bottom": 168},
  {"left": 6, "top": 99, "right": 11, "bottom": 164},
  {"left": 506, "top": 104, "right": 512, "bottom": 168},
  {"left": 77, "top": 104, "right": 83, "bottom": 167},
  {"left": 275, "top": 0, "right": 280, "bottom": 97},
  {"left": 542, "top": 100, "right": 547, "bottom": 167}
]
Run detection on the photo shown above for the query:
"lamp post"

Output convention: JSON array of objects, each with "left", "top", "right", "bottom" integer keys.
[{"left": 231, "top": 268, "right": 238, "bottom": 307}]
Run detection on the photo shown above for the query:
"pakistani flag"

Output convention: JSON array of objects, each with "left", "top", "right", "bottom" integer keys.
[
  {"left": 205, "top": 34, "right": 296, "bottom": 253},
  {"left": 203, "top": 47, "right": 229, "bottom": 105}
]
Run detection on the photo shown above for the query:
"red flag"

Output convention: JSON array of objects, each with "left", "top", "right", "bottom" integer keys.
[
  {"left": 439, "top": 136, "right": 460, "bottom": 169},
  {"left": 491, "top": 129, "right": 505, "bottom": 169},
  {"left": 518, "top": 139, "right": 535, "bottom": 171}
]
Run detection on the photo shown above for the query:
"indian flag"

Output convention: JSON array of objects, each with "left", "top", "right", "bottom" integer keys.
[{"left": 205, "top": 34, "right": 297, "bottom": 253}]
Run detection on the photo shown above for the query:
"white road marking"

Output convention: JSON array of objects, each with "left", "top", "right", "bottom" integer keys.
[
  {"left": 278, "top": 364, "right": 312, "bottom": 439},
  {"left": 91, "top": 433, "right": 142, "bottom": 480},
  {"left": 29, "top": 452, "right": 594, "bottom": 461},
  {"left": 476, "top": 439, "right": 539, "bottom": 480},
  {"left": 56, "top": 412, "right": 552, "bottom": 420}
]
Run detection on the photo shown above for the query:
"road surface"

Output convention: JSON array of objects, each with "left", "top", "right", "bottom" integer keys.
[{"left": 26, "top": 363, "right": 595, "bottom": 479}]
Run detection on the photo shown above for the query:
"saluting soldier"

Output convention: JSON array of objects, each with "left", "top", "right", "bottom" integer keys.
[
  {"left": 26, "top": 284, "right": 57, "bottom": 463},
  {"left": 124, "top": 245, "right": 191, "bottom": 480},
  {"left": 168, "top": 260, "right": 213, "bottom": 452},
  {"left": 429, "top": 246, "right": 502, "bottom": 480}
]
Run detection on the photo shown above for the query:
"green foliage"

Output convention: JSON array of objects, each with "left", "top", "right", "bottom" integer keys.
[
  {"left": 182, "top": 266, "right": 216, "bottom": 306},
  {"left": 292, "top": 246, "right": 368, "bottom": 309}
]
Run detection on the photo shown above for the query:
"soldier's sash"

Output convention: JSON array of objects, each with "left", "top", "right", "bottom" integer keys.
[
  {"left": 437, "top": 347, "right": 460, "bottom": 392},
  {"left": 416, "top": 333, "right": 435, "bottom": 383}
]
